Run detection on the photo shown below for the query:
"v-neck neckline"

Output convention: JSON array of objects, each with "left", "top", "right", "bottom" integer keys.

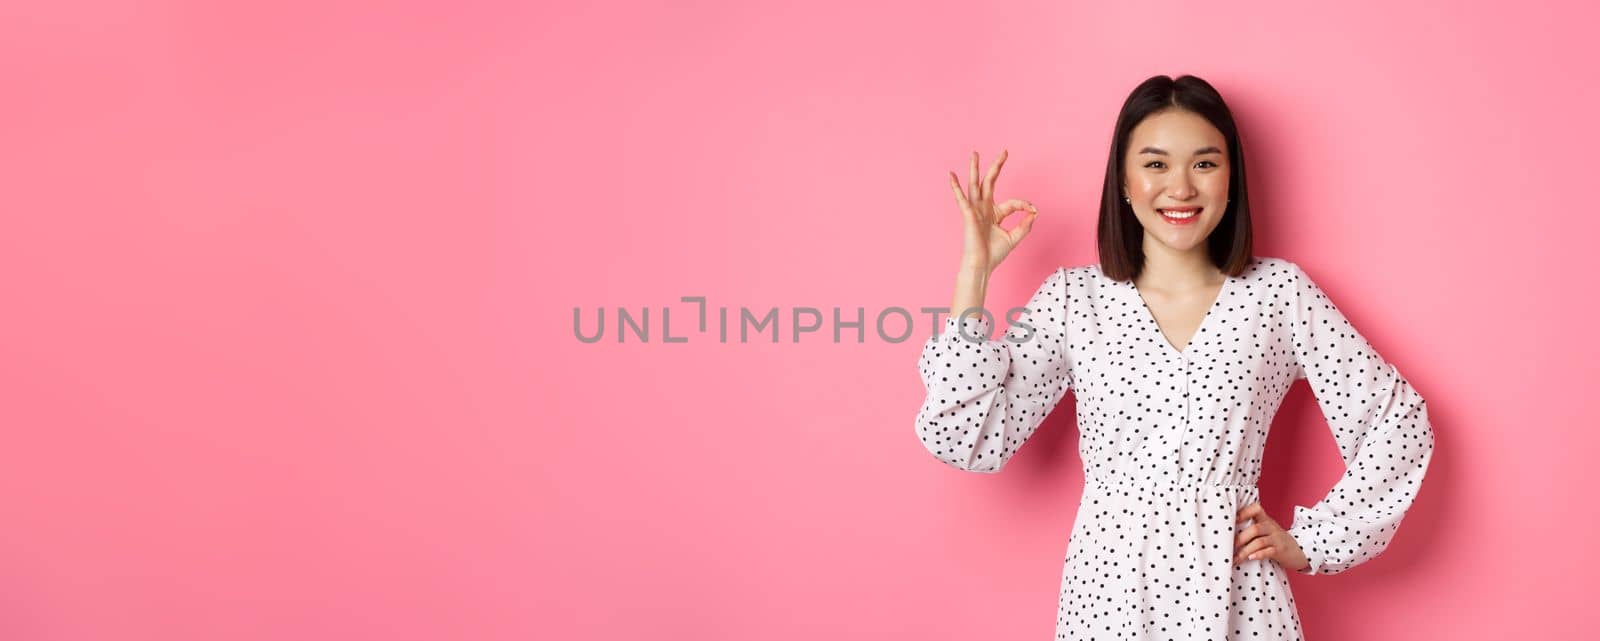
[{"left": 1129, "top": 272, "right": 1232, "bottom": 358}]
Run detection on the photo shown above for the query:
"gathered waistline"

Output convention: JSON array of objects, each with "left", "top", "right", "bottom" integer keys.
[{"left": 1085, "top": 477, "right": 1257, "bottom": 491}]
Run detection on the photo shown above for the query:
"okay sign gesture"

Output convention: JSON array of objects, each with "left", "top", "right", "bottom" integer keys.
[{"left": 948, "top": 149, "right": 1039, "bottom": 274}]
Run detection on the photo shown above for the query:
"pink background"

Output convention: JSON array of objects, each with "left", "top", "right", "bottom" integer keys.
[{"left": 2, "top": 1, "right": 1593, "bottom": 639}]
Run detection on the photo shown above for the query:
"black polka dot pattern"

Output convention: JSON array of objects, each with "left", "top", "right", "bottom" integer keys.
[{"left": 913, "top": 256, "right": 1436, "bottom": 639}]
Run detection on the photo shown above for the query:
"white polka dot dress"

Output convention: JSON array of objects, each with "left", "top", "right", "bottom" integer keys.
[{"left": 914, "top": 256, "right": 1435, "bottom": 640}]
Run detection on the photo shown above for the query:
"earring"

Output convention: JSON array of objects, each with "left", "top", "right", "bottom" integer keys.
[{"left": 1123, "top": 196, "right": 1130, "bottom": 203}]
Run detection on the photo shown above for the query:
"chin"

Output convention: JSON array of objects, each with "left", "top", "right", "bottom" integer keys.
[
  {"left": 1142, "top": 224, "right": 1219, "bottom": 252},
  {"left": 1155, "top": 238, "right": 1209, "bottom": 253}
]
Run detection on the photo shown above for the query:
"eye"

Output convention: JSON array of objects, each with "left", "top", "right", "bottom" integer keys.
[
  {"left": 1196, "top": 160, "right": 1218, "bottom": 169},
  {"left": 1143, "top": 161, "right": 1165, "bottom": 169}
]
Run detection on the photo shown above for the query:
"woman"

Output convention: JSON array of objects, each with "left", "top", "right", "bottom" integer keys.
[{"left": 914, "top": 75, "right": 1435, "bottom": 640}]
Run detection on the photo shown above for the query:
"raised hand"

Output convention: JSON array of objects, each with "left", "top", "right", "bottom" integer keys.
[{"left": 948, "top": 149, "right": 1039, "bottom": 274}]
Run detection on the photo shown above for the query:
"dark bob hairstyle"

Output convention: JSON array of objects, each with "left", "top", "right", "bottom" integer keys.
[{"left": 1097, "top": 75, "right": 1254, "bottom": 281}]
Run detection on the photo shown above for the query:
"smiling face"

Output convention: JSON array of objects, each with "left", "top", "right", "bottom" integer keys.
[{"left": 1122, "top": 109, "right": 1231, "bottom": 254}]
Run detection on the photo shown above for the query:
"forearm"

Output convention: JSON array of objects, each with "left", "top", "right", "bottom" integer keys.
[{"left": 949, "top": 263, "right": 992, "bottom": 323}]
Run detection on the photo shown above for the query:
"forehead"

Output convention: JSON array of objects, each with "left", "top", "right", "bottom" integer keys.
[{"left": 1127, "top": 109, "right": 1225, "bottom": 150}]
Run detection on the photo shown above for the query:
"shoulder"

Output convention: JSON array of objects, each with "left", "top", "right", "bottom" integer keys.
[
  {"left": 1057, "top": 263, "right": 1110, "bottom": 295},
  {"left": 1242, "top": 256, "right": 1306, "bottom": 285},
  {"left": 1061, "top": 263, "right": 1095, "bottom": 281},
  {"left": 1023, "top": 264, "right": 1097, "bottom": 287},
  {"left": 1060, "top": 262, "right": 1108, "bottom": 283},
  {"left": 1244, "top": 255, "right": 1293, "bottom": 274}
]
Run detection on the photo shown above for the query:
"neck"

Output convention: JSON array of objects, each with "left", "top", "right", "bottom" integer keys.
[{"left": 1136, "top": 235, "right": 1221, "bottom": 290}]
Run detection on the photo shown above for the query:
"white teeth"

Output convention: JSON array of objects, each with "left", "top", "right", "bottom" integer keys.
[{"left": 1160, "top": 209, "right": 1199, "bottom": 219}]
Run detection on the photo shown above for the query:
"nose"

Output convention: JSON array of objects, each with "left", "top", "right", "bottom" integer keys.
[{"left": 1167, "top": 170, "right": 1197, "bottom": 200}]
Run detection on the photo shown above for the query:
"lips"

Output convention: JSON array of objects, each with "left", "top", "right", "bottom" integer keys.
[{"left": 1158, "top": 207, "right": 1201, "bottom": 220}]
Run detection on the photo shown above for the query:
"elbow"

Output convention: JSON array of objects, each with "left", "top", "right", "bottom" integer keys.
[
  {"left": 941, "top": 447, "right": 1006, "bottom": 474},
  {"left": 1402, "top": 390, "right": 1437, "bottom": 471},
  {"left": 913, "top": 417, "right": 1004, "bottom": 474},
  {"left": 913, "top": 399, "right": 1007, "bottom": 474},
  {"left": 1416, "top": 397, "right": 1436, "bottom": 447},
  {"left": 935, "top": 452, "right": 1005, "bottom": 474}
]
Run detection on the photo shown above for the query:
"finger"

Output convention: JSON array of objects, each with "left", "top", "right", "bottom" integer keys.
[
  {"left": 1233, "top": 524, "right": 1262, "bottom": 549},
  {"left": 1235, "top": 539, "right": 1273, "bottom": 564},
  {"left": 1237, "top": 544, "right": 1277, "bottom": 564},
  {"left": 1236, "top": 502, "right": 1264, "bottom": 524},
  {"left": 969, "top": 151, "right": 980, "bottom": 202},
  {"left": 950, "top": 172, "right": 972, "bottom": 212},
  {"left": 983, "top": 149, "right": 1007, "bottom": 203},
  {"left": 993, "top": 199, "right": 1033, "bottom": 223},
  {"left": 1252, "top": 507, "right": 1278, "bottom": 528},
  {"left": 1008, "top": 210, "right": 1038, "bottom": 246}
]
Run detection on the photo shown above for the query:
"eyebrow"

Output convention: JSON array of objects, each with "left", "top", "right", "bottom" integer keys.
[{"left": 1137, "top": 146, "right": 1223, "bottom": 155}]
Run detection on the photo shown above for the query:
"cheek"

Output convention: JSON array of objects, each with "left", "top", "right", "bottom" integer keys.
[
  {"left": 1127, "top": 175, "right": 1160, "bottom": 196},
  {"left": 1202, "top": 172, "right": 1230, "bottom": 194}
]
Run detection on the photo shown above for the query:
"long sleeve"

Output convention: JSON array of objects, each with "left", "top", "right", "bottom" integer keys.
[
  {"left": 1282, "top": 261, "right": 1436, "bottom": 576},
  {"left": 913, "top": 267, "right": 1074, "bottom": 473}
]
